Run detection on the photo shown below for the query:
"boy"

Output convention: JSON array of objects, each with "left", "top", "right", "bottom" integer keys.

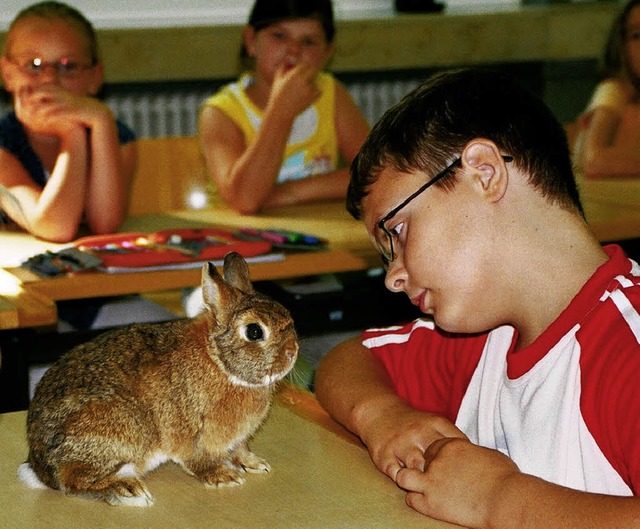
[{"left": 315, "top": 68, "right": 640, "bottom": 528}]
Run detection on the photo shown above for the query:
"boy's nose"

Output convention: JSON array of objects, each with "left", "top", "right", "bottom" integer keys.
[{"left": 384, "top": 259, "right": 407, "bottom": 293}]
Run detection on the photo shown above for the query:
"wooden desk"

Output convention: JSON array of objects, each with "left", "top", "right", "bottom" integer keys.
[
  {"left": 580, "top": 178, "right": 640, "bottom": 243},
  {"left": 0, "top": 200, "right": 379, "bottom": 330},
  {"left": 0, "top": 385, "right": 458, "bottom": 529},
  {"left": 2, "top": 190, "right": 640, "bottom": 330}
]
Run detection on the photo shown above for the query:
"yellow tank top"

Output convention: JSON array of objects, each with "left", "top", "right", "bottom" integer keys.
[{"left": 202, "top": 72, "right": 339, "bottom": 184}]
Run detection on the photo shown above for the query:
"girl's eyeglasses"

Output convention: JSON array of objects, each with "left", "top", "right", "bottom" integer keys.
[{"left": 5, "top": 56, "right": 96, "bottom": 78}]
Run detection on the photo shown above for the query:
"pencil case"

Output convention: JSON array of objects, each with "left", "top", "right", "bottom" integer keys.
[{"left": 74, "top": 228, "right": 273, "bottom": 268}]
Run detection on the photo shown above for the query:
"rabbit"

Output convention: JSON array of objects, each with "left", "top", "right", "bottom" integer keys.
[{"left": 17, "top": 252, "right": 299, "bottom": 507}]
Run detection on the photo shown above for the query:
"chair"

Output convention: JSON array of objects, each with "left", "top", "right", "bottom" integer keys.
[{"left": 128, "top": 136, "right": 209, "bottom": 216}]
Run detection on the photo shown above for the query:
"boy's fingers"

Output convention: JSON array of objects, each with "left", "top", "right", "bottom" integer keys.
[
  {"left": 395, "top": 467, "right": 424, "bottom": 491},
  {"left": 423, "top": 437, "right": 459, "bottom": 468}
]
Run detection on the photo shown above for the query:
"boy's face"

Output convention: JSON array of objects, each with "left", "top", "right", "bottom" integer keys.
[
  {"left": 1, "top": 17, "right": 101, "bottom": 97},
  {"left": 362, "top": 163, "right": 502, "bottom": 335}
]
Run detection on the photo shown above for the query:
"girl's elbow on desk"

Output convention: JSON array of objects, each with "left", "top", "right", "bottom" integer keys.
[{"left": 216, "top": 181, "right": 271, "bottom": 215}]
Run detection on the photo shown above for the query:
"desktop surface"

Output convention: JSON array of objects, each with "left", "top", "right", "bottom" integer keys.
[{"left": 0, "top": 388, "right": 459, "bottom": 529}]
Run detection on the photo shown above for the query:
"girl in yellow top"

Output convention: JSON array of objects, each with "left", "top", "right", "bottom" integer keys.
[
  {"left": 574, "top": 0, "right": 640, "bottom": 179},
  {"left": 199, "top": 0, "right": 370, "bottom": 214}
]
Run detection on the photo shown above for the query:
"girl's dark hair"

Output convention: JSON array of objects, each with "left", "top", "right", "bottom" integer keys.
[
  {"left": 5, "top": 1, "right": 98, "bottom": 64},
  {"left": 239, "top": 0, "right": 335, "bottom": 70},
  {"left": 347, "top": 68, "right": 582, "bottom": 220},
  {"left": 248, "top": 0, "right": 335, "bottom": 41},
  {"left": 602, "top": 0, "right": 640, "bottom": 88}
]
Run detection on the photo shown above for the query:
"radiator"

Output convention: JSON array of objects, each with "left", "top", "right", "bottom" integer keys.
[
  {"left": 105, "top": 78, "right": 422, "bottom": 138},
  {"left": 0, "top": 78, "right": 423, "bottom": 138}
]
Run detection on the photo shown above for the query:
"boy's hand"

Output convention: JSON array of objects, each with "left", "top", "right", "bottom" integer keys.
[
  {"left": 268, "top": 61, "right": 320, "bottom": 121},
  {"left": 396, "top": 437, "right": 520, "bottom": 527},
  {"left": 357, "top": 401, "right": 467, "bottom": 482}
]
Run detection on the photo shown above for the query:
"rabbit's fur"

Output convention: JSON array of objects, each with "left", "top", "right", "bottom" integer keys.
[{"left": 18, "top": 252, "right": 299, "bottom": 507}]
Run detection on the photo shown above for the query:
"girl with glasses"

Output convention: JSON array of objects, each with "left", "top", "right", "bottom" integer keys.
[{"left": 0, "top": 1, "right": 136, "bottom": 242}]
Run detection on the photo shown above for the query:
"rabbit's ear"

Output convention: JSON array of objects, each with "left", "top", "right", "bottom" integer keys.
[
  {"left": 222, "top": 252, "right": 255, "bottom": 294},
  {"left": 201, "top": 262, "right": 235, "bottom": 316}
]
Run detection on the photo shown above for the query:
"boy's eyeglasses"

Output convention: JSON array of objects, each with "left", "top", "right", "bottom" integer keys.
[
  {"left": 5, "top": 56, "right": 95, "bottom": 78},
  {"left": 375, "top": 155, "right": 513, "bottom": 267}
]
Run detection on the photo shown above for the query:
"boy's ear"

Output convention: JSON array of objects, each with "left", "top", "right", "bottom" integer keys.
[
  {"left": 242, "top": 26, "right": 257, "bottom": 57},
  {"left": 461, "top": 139, "right": 509, "bottom": 203}
]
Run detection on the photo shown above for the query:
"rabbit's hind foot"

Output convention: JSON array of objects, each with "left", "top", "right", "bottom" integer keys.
[
  {"left": 60, "top": 463, "right": 154, "bottom": 507},
  {"left": 73, "top": 476, "right": 154, "bottom": 507}
]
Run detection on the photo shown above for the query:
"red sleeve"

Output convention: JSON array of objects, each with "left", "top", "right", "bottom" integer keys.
[
  {"left": 362, "top": 319, "right": 488, "bottom": 423},
  {"left": 578, "top": 295, "right": 640, "bottom": 494}
]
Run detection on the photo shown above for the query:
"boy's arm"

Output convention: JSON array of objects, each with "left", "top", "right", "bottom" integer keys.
[
  {"left": 397, "top": 437, "right": 640, "bottom": 528},
  {"left": 315, "top": 337, "right": 466, "bottom": 480}
]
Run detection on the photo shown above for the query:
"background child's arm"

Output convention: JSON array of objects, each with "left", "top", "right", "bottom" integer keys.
[
  {"left": 84, "top": 107, "right": 136, "bottom": 234},
  {"left": 260, "top": 81, "right": 370, "bottom": 209},
  {"left": 315, "top": 338, "right": 466, "bottom": 480},
  {"left": 0, "top": 130, "right": 87, "bottom": 242},
  {"left": 578, "top": 104, "right": 640, "bottom": 179},
  {"left": 201, "top": 66, "right": 370, "bottom": 213},
  {"left": 397, "top": 441, "right": 640, "bottom": 528},
  {"left": 200, "top": 63, "right": 319, "bottom": 214}
]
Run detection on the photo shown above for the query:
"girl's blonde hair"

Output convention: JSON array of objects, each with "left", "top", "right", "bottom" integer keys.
[{"left": 4, "top": 1, "right": 98, "bottom": 65}]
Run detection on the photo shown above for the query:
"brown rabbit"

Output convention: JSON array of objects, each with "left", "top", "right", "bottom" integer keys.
[{"left": 17, "top": 252, "right": 298, "bottom": 507}]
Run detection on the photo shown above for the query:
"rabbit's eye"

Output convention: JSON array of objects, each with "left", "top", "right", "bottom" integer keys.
[{"left": 245, "top": 323, "right": 264, "bottom": 341}]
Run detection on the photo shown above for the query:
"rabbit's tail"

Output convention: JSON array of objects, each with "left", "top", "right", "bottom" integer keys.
[{"left": 17, "top": 462, "right": 48, "bottom": 489}]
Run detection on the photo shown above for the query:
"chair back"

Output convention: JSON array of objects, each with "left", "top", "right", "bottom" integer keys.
[{"left": 128, "top": 136, "right": 208, "bottom": 216}]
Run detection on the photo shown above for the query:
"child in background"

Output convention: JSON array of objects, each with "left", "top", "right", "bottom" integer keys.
[
  {"left": 0, "top": 1, "right": 136, "bottom": 242},
  {"left": 573, "top": 0, "right": 640, "bottom": 179},
  {"left": 315, "top": 68, "right": 640, "bottom": 528},
  {"left": 199, "top": 0, "right": 369, "bottom": 214},
  {"left": 0, "top": 2, "right": 172, "bottom": 334}
]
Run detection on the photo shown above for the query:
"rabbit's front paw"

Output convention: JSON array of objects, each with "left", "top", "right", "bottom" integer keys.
[
  {"left": 198, "top": 464, "right": 246, "bottom": 488},
  {"left": 233, "top": 450, "right": 271, "bottom": 474}
]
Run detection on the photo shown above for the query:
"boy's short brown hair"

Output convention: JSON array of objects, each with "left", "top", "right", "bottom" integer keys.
[{"left": 347, "top": 68, "right": 581, "bottom": 220}]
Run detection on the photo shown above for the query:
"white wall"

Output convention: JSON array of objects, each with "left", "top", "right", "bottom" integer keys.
[{"left": 1, "top": 0, "right": 393, "bottom": 30}]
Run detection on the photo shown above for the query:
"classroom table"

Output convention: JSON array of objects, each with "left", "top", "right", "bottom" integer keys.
[
  {"left": 0, "top": 200, "right": 379, "bottom": 330},
  {"left": 579, "top": 177, "right": 640, "bottom": 243},
  {"left": 3, "top": 186, "right": 640, "bottom": 330},
  {"left": 0, "top": 384, "right": 460, "bottom": 529}
]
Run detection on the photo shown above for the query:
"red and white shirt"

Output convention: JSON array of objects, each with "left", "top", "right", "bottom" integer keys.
[{"left": 361, "top": 245, "right": 640, "bottom": 496}]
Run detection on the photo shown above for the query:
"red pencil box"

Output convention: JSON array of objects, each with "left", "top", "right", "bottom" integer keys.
[{"left": 74, "top": 228, "right": 273, "bottom": 268}]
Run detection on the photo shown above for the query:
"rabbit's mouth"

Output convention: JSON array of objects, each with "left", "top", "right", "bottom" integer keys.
[
  {"left": 214, "top": 345, "right": 298, "bottom": 389},
  {"left": 229, "top": 370, "right": 288, "bottom": 388}
]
